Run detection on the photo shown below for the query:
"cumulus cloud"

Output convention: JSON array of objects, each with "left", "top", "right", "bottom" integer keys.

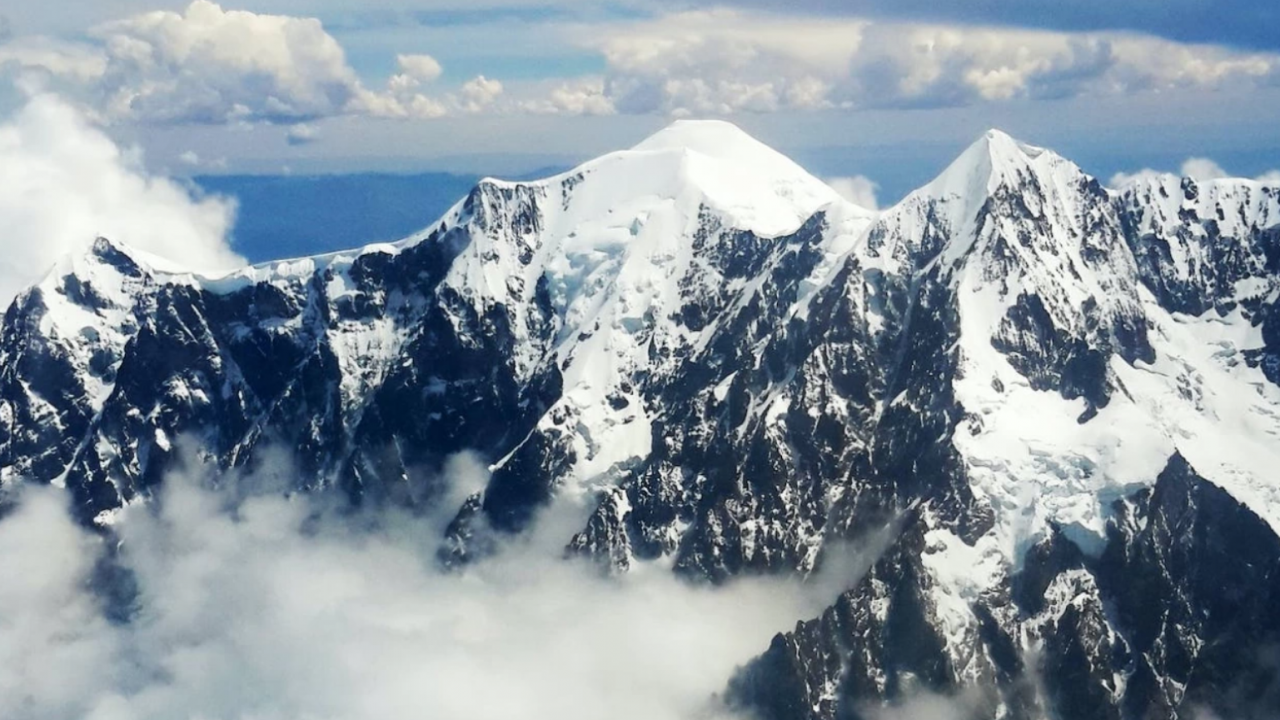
[
  {"left": 375, "top": 53, "right": 454, "bottom": 118},
  {"left": 0, "top": 35, "right": 108, "bottom": 83},
  {"left": 0, "top": 447, "right": 876, "bottom": 720},
  {"left": 827, "top": 175, "right": 880, "bottom": 210},
  {"left": 584, "top": 9, "right": 851, "bottom": 115},
  {"left": 369, "top": 71, "right": 505, "bottom": 118},
  {"left": 286, "top": 121, "right": 320, "bottom": 146},
  {"left": 459, "top": 74, "right": 504, "bottom": 112},
  {"left": 1109, "top": 157, "right": 1280, "bottom": 187},
  {"left": 0, "top": 3, "right": 462, "bottom": 124},
  {"left": 396, "top": 53, "right": 444, "bottom": 84},
  {"left": 1179, "top": 157, "right": 1230, "bottom": 181},
  {"left": 1106, "top": 168, "right": 1163, "bottom": 187},
  {"left": 85, "top": 0, "right": 373, "bottom": 124},
  {"left": 174, "top": 149, "right": 226, "bottom": 170},
  {"left": 8, "top": 3, "right": 1279, "bottom": 123},
  {"left": 0, "top": 93, "right": 240, "bottom": 307},
  {"left": 520, "top": 77, "right": 617, "bottom": 116},
  {"left": 556, "top": 9, "right": 1280, "bottom": 116}
]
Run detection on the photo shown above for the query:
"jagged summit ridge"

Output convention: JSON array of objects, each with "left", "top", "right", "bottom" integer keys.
[
  {"left": 921, "top": 127, "right": 1086, "bottom": 214},
  {"left": 4, "top": 122, "right": 1280, "bottom": 720}
]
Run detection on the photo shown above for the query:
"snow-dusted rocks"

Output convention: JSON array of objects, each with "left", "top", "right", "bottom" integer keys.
[{"left": 2, "top": 121, "right": 1280, "bottom": 719}]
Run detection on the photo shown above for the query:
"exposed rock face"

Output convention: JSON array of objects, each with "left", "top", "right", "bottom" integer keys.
[
  {"left": 730, "top": 454, "right": 1280, "bottom": 720},
  {"left": 3, "top": 121, "right": 1279, "bottom": 719}
]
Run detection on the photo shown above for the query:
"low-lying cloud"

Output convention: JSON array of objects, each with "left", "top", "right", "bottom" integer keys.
[
  {"left": 826, "top": 175, "right": 880, "bottom": 210},
  {"left": 0, "top": 92, "right": 241, "bottom": 307},
  {"left": 0, "top": 449, "right": 875, "bottom": 720},
  {"left": 1109, "top": 156, "right": 1280, "bottom": 187}
]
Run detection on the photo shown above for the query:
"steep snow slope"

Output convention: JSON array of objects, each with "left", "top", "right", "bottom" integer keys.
[
  {"left": 0, "top": 120, "right": 873, "bottom": 529},
  {"left": 3, "top": 121, "right": 1280, "bottom": 720},
  {"left": 434, "top": 119, "right": 857, "bottom": 495},
  {"left": 727, "top": 133, "right": 1280, "bottom": 720},
  {"left": 1118, "top": 172, "right": 1280, "bottom": 315}
]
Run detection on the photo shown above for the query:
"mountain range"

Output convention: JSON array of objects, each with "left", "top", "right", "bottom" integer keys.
[{"left": 2, "top": 120, "right": 1279, "bottom": 719}]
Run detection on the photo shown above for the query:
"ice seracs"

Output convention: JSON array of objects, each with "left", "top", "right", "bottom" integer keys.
[{"left": 4, "top": 121, "right": 1280, "bottom": 720}]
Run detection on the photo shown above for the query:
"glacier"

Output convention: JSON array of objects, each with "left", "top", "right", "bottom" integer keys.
[{"left": 2, "top": 119, "right": 1279, "bottom": 719}]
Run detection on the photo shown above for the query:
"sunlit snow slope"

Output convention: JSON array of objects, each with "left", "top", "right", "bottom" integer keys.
[{"left": 3, "top": 120, "right": 1280, "bottom": 720}]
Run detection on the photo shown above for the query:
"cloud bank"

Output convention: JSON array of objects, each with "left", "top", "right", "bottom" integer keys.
[
  {"left": 576, "top": 9, "right": 1280, "bottom": 116},
  {"left": 4, "top": 3, "right": 1280, "bottom": 125},
  {"left": 0, "top": 450, "right": 873, "bottom": 720},
  {"left": 87, "top": 0, "right": 370, "bottom": 124},
  {"left": 1110, "top": 156, "right": 1280, "bottom": 187},
  {"left": 0, "top": 2, "right": 503, "bottom": 125},
  {"left": 0, "top": 92, "right": 240, "bottom": 307}
]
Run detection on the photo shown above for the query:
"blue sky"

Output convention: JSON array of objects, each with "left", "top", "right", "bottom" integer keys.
[{"left": 2, "top": 0, "right": 1279, "bottom": 203}]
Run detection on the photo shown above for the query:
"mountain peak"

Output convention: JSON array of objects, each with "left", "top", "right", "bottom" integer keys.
[
  {"left": 980, "top": 128, "right": 1046, "bottom": 162},
  {"left": 534, "top": 118, "right": 846, "bottom": 236},
  {"left": 627, "top": 119, "right": 835, "bottom": 203},
  {"left": 631, "top": 118, "right": 770, "bottom": 156},
  {"left": 923, "top": 128, "right": 1076, "bottom": 203}
]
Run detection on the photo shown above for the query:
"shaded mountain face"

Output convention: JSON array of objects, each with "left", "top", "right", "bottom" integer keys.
[{"left": 3, "top": 120, "right": 1280, "bottom": 719}]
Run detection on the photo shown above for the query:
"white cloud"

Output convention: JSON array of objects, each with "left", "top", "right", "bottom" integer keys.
[
  {"left": 286, "top": 121, "right": 320, "bottom": 145},
  {"left": 0, "top": 36, "right": 108, "bottom": 82},
  {"left": 1109, "top": 157, "right": 1280, "bottom": 187},
  {"left": 561, "top": 9, "right": 1280, "bottom": 116},
  {"left": 9, "top": 3, "right": 1280, "bottom": 124},
  {"left": 520, "top": 77, "right": 616, "bottom": 116},
  {"left": 859, "top": 689, "right": 983, "bottom": 720},
  {"left": 371, "top": 83, "right": 450, "bottom": 120},
  {"left": 0, "top": 487, "right": 117, "bottom": 719},
  {"left": 0, "top": 4, "right": 510, "bottom": 125},
  {"left": 584, "top": 9, "right": 849, "bottom": 115},
  {"left": 174, "top": 149, "right": 227, "bottom": 170},
  {"left": 826, "top": 175, "right": 879, "bottom": 210},
  {"left": 86, "top": 0, "right": 373, "bottom": 124},
  {"left": 379, "top": 53, "right": 450, "bottom": 118},
  {"left": 0, "top": 3, "right": 460, "bottom": 124},
  {"left": 396, "top": 53, "right": 444, "bottom": 84},
  {"left": 459, "top": 74, "right": 504, "bottom": 112},
  {"left": 1107, "top": 168, "right": 1161, "bottom": 187},
  {"left": 0, "top": 93, "right": 241, "bottom": 306},
  {"left": 1179, "top": 157, "right": 1229, "bottom": 181},
  {"left": 0, "top": 448, "right": 876, "bottom": 720}
]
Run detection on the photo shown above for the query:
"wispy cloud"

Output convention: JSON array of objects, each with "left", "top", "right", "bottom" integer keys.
[
  {"left": 0, "top": 445, "right": 875, "bottom": 720},
  {"left": 286, "top": 122, "right": 321, "bottom": 145},
  {"left": 1110, "top": 156, "right": 1280, "bottom": 186},
  {"left": 826, "top": 175, "right": 880, "bottom": 210}
]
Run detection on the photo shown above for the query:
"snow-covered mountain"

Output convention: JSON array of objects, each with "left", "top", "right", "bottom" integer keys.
[{"left": 3, "top": 120, "right": 1280, "bottom": 719}]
